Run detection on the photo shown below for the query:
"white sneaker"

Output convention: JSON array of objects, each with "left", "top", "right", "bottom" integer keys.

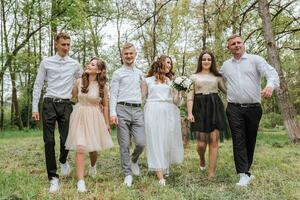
[
  {"left": 249, "top": 174, "right": 255, "bottom": 184},
  {"left": 158, "top": 179, "right": 166, "bottom": 186},
  {"left": 131, "top": 160, "right": 140, "bottom": 176},
  {"left": 123, "top": 175, "right": 133, "bottom": 187},
  {"left": 88, "top": 164, "right": 97, "bottom": 178},
  {"left": 236, "top": 173, "right": 251, "bottom": 187},
  {"left": 77, "top": 180, "right": 87, "bottom": 193},
  {"left": 164, "top": 168, "right": 170, "bottom": 177},
  {"left": 49, "top": 177, "right": 59, "bottom": 193},
  {"left": 60, "top": 161, "right": 71, "bottom": 177}
]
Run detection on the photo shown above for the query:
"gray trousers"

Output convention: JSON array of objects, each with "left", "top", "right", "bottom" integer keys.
[{"left": 116, "top": 104, "right": 145, "bottom": 176}]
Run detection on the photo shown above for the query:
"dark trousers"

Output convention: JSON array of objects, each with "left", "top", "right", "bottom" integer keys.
[
  {"left": 42, "top": 98, "right": 73, "bottom": 180},
  {"left": 226, "top": 103, "right": 262, "bottom": 174}
]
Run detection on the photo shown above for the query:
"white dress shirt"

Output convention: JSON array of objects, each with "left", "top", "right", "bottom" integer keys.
[
  {"left": 32, "top": 54, "right": 82, "bottom": 112},
  {"left": 109, "top": 65, "right": 144, "bottom": 117},
  {"left": 220, "top": 52, "right": 279, "bottom": 104}
]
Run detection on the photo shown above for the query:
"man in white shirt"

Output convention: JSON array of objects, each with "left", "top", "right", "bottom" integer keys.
[
  {"left": 220, "top": 34, "right": 279, "bottom": 187},
  {"left": 32, "top": 32, "right": 82, "bottom": 193},
  {"left": 110, "top": 43, "right": 145, "bottom": 187}
]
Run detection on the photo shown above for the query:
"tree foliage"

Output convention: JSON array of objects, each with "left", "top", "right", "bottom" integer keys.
[{"left": 0, "top": 0, "right": 299, "bottom": 133}]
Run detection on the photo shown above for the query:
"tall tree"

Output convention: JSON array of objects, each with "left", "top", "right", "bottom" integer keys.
[
  {"left": 258, "top": 0, "right": 300, "bottom": 143},
  {"left": 0, "top": 0, "right": 3, "bottom": 130}
]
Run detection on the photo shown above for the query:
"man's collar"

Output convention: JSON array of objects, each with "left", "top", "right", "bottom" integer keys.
[
  {"left": 55, "top": 54, "right": 69, "bottom": 61},
  {"left": 231, "top": 52, "right": 248, "bottom": 61},
  {"left": 122, "top": 64, "right": 135, "bottom": 70}
]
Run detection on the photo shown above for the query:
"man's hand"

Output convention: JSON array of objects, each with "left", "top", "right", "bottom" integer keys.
[
  {"left": 32, "top": 112, "right": 40, "bottom": 121},
  {"left": 110, "top": 116, "right": 118, "bottom": 125},
  {"left": 261, "top": 86, "right": 273, "bottom": 98}
]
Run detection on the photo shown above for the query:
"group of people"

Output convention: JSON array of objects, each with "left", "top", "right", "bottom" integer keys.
[{"left": 32, "top": 32, "right": 279, "bottom": 193}]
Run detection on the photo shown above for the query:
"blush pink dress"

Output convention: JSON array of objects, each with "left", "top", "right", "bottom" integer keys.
[{"left": 65, "top": 79, "right": 113, "bottom": 152}]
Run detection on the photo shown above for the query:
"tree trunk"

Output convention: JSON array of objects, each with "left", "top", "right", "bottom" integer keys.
[
  {"left": 201, "top": 0, "right": 207, "bottom": 50},
  {"left": 26, "top": 42, "right": 31, "bottom": 128},
  {"left": 0, "top": 2, "right": 3, "bottom": 130},
  {"left": 35, "top": 0, "right": 43, "bottom": 129},
  {"left": 0, "top": 75, "right": 3, "bottom": 130},
  {"left": 152, "top": 0, "right": 158, "bottom": 61},
  {"left": 50, "top": 0, "right": 58, "bottom": 56},
  {"left": 116, "top": 1, "right": 123, "bottom": 64},
  {"left": 82, "top": 29, "right": 87, "bottom": 65},
  {"left": 9, "top": 64, "right": 23, "bottom": 130},
  {"left": 258, "top": 0, "right": 300, "bottom": 143},
  {"left": 26, "top": 7, "right": 31, "bottom": 129}
]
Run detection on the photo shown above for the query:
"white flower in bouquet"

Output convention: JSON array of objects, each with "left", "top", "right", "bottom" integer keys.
[
  {"left": 172, "top": 76, "right": 193, "bottom": 91},
  {"left": 183, "top": 78, "right": 193, "bottom": 88},
  {"left": 174, "top": 76, "right": 184, "bottom": 85}
]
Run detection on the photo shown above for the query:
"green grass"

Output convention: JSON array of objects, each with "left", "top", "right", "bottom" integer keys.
[
  {"left": 0, "top": 129, "right": 299, "bottom": 200},
  {"left": 0, "top": 129, "right": 42, "bottom": 138}
]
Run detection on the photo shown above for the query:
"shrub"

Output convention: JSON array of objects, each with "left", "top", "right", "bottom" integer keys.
[{"left": 260, "top": 112, "right": 283, "bottom": 128}]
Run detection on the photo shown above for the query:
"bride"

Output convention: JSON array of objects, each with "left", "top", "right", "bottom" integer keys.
[{"left": 142, "top": 55, "right": 184, "bottom": 186}]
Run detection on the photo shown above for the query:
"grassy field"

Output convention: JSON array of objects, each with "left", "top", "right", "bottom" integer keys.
[{"left": 0, "top": 129, "right": 299, "bottom": 200}]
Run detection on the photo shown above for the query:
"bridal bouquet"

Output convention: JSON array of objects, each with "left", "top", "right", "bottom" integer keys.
[{"left": 172, "top": 76, "right": 193, "bottom": 91}]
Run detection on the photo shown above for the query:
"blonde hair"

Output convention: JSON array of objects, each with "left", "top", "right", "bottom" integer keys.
[
  {"left": 227, "top": 34, "right": 242, "bottom": 42},
  {"left": 54, "top": 32, "right": 70, "bottom": 42},
  {"left": 121, "top": 42, "right": 135, "bottom": 53}
]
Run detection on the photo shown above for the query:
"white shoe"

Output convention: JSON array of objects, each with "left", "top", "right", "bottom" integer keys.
[
  {"left": 236, "top": 173, "right": 251, "bottom": 187},
  {"left": 158, "top": 179, "right": 166, "bottom": 186},
  {"left": 249, "top": 174, "right": 255, "bottom": 183},
  {"left": 77, "top": 180, "right": 87, "bottom": 193},
  {"left": 164, "top": 168, "right": 170, "bottom": 177},
  {"left": 88, "top": 164, "right": 97, "bottom": 178},
  {"left": 123, "top": 175, "right": 133, "bottom": 187},
  {"left": 131, "top": 160, "right": 140, "bottom": 176},
  {"left": 60, "top": 161, "right": 71, "bottom": 177},
  {"left": 199, "top": 160, "right": 206, "bottom": 171},
  {"left": 49, "top": 177, "right": 59, "bottom": 193}
]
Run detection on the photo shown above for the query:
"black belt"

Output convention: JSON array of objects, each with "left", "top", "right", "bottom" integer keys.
[
  {"left": 118, "top": 102, "right": 141, "bottom": 107},
  {"left": 195, "top": 93, "right": 217, "bottom": 95},
  {"left": 44, "top": 97, "right": 70, "bottom": 103},
  {"left": 229, "top": 102, "right": 261, "bottom": 108}
]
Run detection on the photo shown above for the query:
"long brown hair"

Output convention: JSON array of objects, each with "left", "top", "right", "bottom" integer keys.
[
  {"left": 147, "top": 55, "right": 175, "bottom": 81},
  {"left": 81, "top": 57, "right": 107, "bottom": 99},
  {"left": 195, "top": 51, "right": 221, "bottom": 76}
]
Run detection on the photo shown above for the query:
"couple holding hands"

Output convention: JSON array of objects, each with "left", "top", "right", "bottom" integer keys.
[{"left": 32, "top": 33, "right": 183, "bottom": 193}]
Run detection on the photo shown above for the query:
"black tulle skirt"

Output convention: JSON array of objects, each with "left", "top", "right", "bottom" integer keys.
[{"left": 191, "top": 93, "right": 231, "bottom": 142}]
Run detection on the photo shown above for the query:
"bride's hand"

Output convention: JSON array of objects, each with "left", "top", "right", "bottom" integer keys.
[{"left": 107, "top": 124, "right": 112, "bottom": 134}]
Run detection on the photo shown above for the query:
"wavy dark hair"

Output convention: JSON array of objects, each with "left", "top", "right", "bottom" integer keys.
[
  {"left": 147, "top": 55, "right": 175, "bottom": 81},
  {"left": 195, "top": 51, "right": 221, "bottom": 77},
  {"left": 81, "top": 57, "right": 107, "bottom": 100}
]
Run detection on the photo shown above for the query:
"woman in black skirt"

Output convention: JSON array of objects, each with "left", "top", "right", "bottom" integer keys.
[{"left": 187, "top": 51, "right": 230, "bottom": 179}]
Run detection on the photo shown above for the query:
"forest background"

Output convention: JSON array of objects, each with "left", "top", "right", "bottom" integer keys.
[
  {"left": 0, "top": 0, "right": 300, "bottom": 142},
  {"left": 1, "top": 0, "right": 300, "bottom": 199}
]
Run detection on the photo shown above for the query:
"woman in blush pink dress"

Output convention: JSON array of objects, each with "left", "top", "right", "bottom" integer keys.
[{"left": 65, "top": 57, "right": 113, "bottom": 192}]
